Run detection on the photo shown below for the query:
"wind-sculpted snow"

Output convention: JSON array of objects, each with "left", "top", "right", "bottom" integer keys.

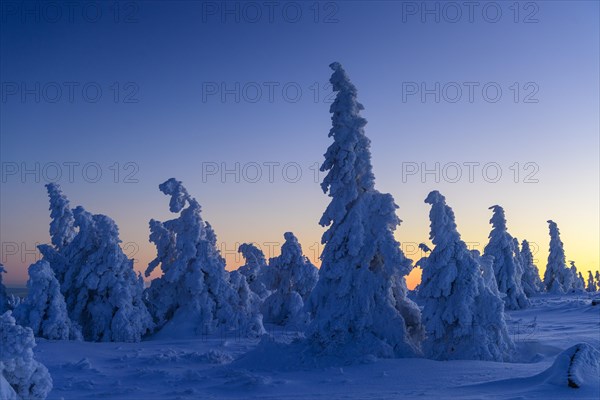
[
  {"left": 261, "top": 232, "right": 318, "bottom": 325},
  {"left": 483, "top": 206, "right": 529, "bottom": 310},
  {"left": 544, "top": 220, "right": 573, "bottom": 294},
  {"left": 38, "top": 184, "right": 153, "bottom": 342},
  {"left": 307, "top": 62, "right": 424, "bottom": 359},
  {"left": 419, "top": 191, "right": 514, "bottom": 361},
  {"left": 542, "top": 343, "right": 600, "bottom": 388},
  {"left": 144, "top": 178, "right": 265, "bottom": 338},
  {"left": 520, "top": 240, "right": 543, "bottom": 296},
  {"left": 13, "top": 260, "right": 82, "bottom": 340},
  {"left": 45, "top": 183, "right": 76, "bottom": 252},
  {"left": 0, "top": 312, "right": 52, "bottom": 400}
]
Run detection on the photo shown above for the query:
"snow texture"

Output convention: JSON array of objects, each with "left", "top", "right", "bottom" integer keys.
[
  {"left": 0, "top": 312, "right": 52, "bottom": 400},
  {"left": 306, "top": 62, "right": 424, "bottom": 359},
  {"left": 543, "top": 220, "right": 572, "bottom": 294},
  {"left": 144, "top": 178, "right": 264, "bottom": 338},
  {"left": 419, "top": 191, "right": 514, "bottom": 361},
  {"left": 483, "top": 206, "right": 529, "bottom": 310},
  {"left": 261, "top": 232, "right": 318, "bottom": 326},
  {"left": 13, "top": 261, "right": 82, "bottom": 341},
  {"left": 37, "top": 184, "right": 153, "bottom": 342},
  {"left": 520, "top": 240, "right": 543, "bottom": 297}
]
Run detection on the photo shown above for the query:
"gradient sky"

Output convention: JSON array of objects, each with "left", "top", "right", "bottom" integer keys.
[{"left": 1, "top": 1, "right": 598, "bottom": 288}]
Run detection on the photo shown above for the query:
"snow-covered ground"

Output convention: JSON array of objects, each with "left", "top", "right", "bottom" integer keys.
[{"left": 33, "top": 294, "right": 599, "bottom": 400}]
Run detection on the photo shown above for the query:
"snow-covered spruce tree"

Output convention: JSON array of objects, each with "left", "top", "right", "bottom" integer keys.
[
  {"left": 543, "top": 220, "right": 572, "bottom": 294},
  {"left": 237, "top": 243, "right": 269, "bottom": 299},
  {"left": 13, "top": 260, "right": 81, "bottom": 340},
  {"left": 144, "top": 178, "right": 264, "bottom": 337},
  {"left": 483, "top": 206, "right": 529, "bottom": 310},
  {"left": 261, "top": 232, "right": 318, "bottom": 325},
  {"left": 0, "top": 312, "right": 52, "bottom": 400},
  {"left": 568, "top": 262, "right": 585, "bottom": 293},
  {"left": 306, "top": 63, "right": 424, "bottom": 358},
  {"left": 0, "top": 264, "right": 9, "bottom": 315},
  {"left": 587, "top": 271, "right": 596, "bottom": 292},
  {"left": 596, "top": 271, "right": 600, "bottom": 291},
  {"left": 520, "top": 240, "right": 543, "bottom": 297},
  {"left": 419, "top": 191, "right": 514, "bottom": 361},
  {"left": 38, "top": 185, "right": 153, "bottom": 342}
]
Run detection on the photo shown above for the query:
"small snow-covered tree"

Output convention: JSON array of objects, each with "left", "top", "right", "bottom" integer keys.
[
  {"left": 261, "top": 232, "right": 318, "bottom": 325},
  {"left": 483, "top": 206, "right": 529, "bottom": 310},
  {"left": 237, "top": 243, "right": 269, "bottom": 299},
  {"left": 13, "top": 260, "right": 81, "bottom": 340},
  {"left": 419, "top": 191, "right": 514, "bottom": 361},
  {"left": 520, "top": 240, "right": 543, "bottom": 297},
  {"left": 596, "top": 271, "right": 600, "bottom": 291},
  {"left": 0, "top": 264, "right": 9, "bottom": 315},
  {"left": 144, "top": 178, "right": 264, "bottom": 336},
  {"left": 0, "top": 312, "right": 52, "bottom": 400},
  {"left": 587, "top": 271, "right": 596, "bottom": 292},
  {"left": 306, "top": 63, "right": 424, "bottom": 358},
  {"left": 568, "top": 262, "right": 585, "bottom": 293},
  {"left": 543, "top": 220, "right": 572, "bottom": 294},
  {"left": 38, "top": 184, "right": 153, "bottom": 342}
]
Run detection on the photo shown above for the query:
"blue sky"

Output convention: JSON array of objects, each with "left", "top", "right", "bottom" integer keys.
[{"left": 1, "top": 1, "right": 598, "bottom": 285}]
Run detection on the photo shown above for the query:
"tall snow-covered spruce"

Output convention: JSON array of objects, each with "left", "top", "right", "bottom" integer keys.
[
  {"left": 13, "top": 260, "right": 81, "bottom": 340},
  {"left": 483, "top": 206, "right": 529, "bottom": 310},
  {"left": 519, "top": 240, "right": 543, "bottom": 297},
  {"left": 38, "top": 184, "right": 153, "bottom": 342},
  {"left": 419, "top": 191, "right": 514, "bottom": 361},
  {"left": 144, "top": 178, "right": 264, "bottom": 337},
  {"left": 306, "top": 62, "right": 424, "bottom": 358},
  {"left": 261, "top": 232, "right": 318, "bottom": 326},
  {"left": 543, "top": 220, "right": 572, "bottom": 294}
]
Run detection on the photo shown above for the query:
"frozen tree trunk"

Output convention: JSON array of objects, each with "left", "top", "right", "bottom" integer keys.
[
  {"left": 306, "top": 63, "right": 424, "bottom": 359},
  {"left": 419, "top": 191, "right": 514, "bottom": 361}
]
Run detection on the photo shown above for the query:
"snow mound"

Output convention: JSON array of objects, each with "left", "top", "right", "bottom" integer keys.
[{"left": 543, "top": 343, "right": 600, "bottom": 388}]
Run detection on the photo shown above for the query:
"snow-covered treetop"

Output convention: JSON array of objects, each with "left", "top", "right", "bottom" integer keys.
[
  {"left": 424, "top": 191, "right": 461, "bottom": 247},
  {"left": 238, "top": 243, "right": 267, "bottom": 269},
  {"left": 159, "top": 177, "right": 196, "bottom": 213},
  {"left": 488, "top": 205, "right": 507, "bottom": 232},
  {"left": 319, "top": 62, "right": 376, "bottom": 232},
  {"left": 418, "top": 243, "right": 431, "bottom": 253},
  {"left": 46, "top": 183, "right": 76, "bottom": 250},
  {"left": 547, "top": 219, "right": 566, "bottom": 264}
]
